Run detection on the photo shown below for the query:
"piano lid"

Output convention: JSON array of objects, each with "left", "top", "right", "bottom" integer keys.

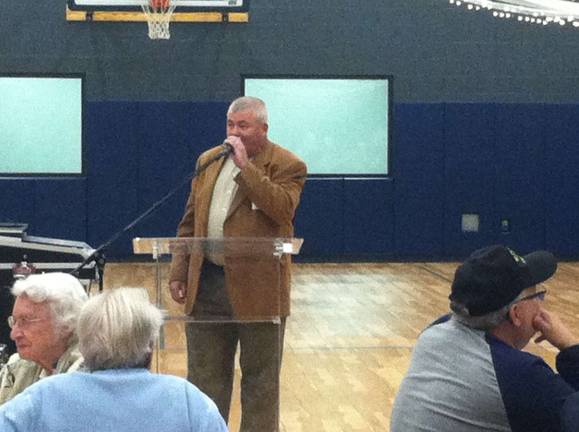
[
  {"left": 0, "top": 223, "right": 98, "bottom": 285},
  {"left": 0, "top": 223, "right": 28, "bottom": 239}
]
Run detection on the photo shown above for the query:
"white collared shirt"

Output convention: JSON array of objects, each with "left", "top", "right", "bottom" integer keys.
[{"left": 206, "top": 156, "right": 241, "bottom": 265}]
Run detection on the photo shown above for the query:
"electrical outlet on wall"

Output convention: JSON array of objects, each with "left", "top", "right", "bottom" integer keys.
[
  {"left": 500, "top": 219, "right": 511, "bottom": 234},
  {"left": 461, "top": 214, "right": 479, "bottom": 232}
]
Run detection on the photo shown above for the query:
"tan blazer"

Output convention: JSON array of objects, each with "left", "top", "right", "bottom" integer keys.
[{"left": 169, "top": 140, "right": 307, "bottom": 318}]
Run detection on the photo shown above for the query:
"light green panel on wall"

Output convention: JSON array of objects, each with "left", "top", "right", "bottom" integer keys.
[
  {"left": 245, "top": 78, "right": 390, "bottom": 175},
  {"left": 0, "top": 77, "right": 82, "bottom": 175}
]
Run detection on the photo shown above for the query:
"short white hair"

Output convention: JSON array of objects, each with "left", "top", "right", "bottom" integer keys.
[
  {"left": 228, "top": 96, "right": 268, "bottom": 124},
  {"left": 450, "top": 288, "right": 533, "bottom": 330},
  {"left": 78, "top": 287, "right": 164, "bottom": 371},
  {"left": 450, "top": 302, "right": 511, "bottom": 330},
  {"left": 12, "top": 272, "right": 88, "bottom": 337}
]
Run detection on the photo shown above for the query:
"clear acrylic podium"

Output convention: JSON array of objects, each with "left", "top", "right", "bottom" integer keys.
[{"left": 132, "top": 236, "right": 303, "bottom": 430}]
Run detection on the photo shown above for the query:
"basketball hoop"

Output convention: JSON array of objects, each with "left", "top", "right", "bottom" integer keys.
[{"left": 141, "top": 0, "right": 176, "bottom": 40}]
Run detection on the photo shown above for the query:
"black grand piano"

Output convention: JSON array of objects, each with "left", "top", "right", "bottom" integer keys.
[{"left": 0, "top": 223, "right": 100, "bottom": 357}]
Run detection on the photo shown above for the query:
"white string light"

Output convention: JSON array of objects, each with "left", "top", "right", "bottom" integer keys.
[{"left": 447, "top": 0, "right": 579, "bottom": 27}]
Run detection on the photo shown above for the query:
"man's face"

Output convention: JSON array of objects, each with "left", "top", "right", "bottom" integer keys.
[
  {"left": 10, "top": 295, "right": 67, "bottom": 368},
  {"left": 511, "top": 286, "right": 544, "bottom": 349},
  {"left": 226, "top": 109, "right": 268, "bottom": 158}
]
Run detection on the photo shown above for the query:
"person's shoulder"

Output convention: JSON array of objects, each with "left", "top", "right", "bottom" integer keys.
[
  {"left": 153, "top": 373, "right": 219, "bottom": 406},
  {"left": 268, "top": 141, "right": 304, "bottom": 162},
  {"left": 418, "top": 315, "right": 487, "bottom": 350},
  {"left": 56, "top": 344, "right": 84, "bottom": 373},
  {"left": 39, "top": 369, "right": 85, "bottom": 386},
  {"left": 159, "top": 373, "right": 207, "bottom": 392},
  {"left": 5, "top": 353, "right": 25, "bottom": 365},
  {"left": 419, "top": 314, "right": 457, "bottom": 336},
  {"left": 155, "top": 372, "right": 188, "bottom": 384},
  {"left": 266, "top": 141, "right": 307, "bottom": 176},
  {"left": 3, "top": 353, "right": 22, "bottom": 368},
  {"left": 427, "top": 313, "right": 452, "bottom": 328},
  {"left": 6, "top": 368, "right": 79, "bottom": 399},
  {"left": 487, "top": 333, "right": 546, "bottom": 369},
  {"left": 149, "top": 372, "right": 197, "bottom": 391},
  {"left": 157, "top": 374, "right": 214, "bottom": 397},
  {"left": 198, "top": 145, "right": 224, "bottom": 162},
  {"left": 2, "top": 354, "right": 38, "bottom": 374}
]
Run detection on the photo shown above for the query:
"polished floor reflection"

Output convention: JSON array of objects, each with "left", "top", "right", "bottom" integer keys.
[{"left": 101, "top": 261, "right": 579, "bottom": 432}]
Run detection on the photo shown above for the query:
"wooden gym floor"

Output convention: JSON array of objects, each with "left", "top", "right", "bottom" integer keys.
[{"left": 101, "top": 261, "right": 579, "bottom": 432}]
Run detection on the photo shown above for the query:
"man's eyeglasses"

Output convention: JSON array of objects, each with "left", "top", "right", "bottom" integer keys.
[
  {"left": 515, "top": 290, "right": 547, "bottom": 303},
  {"left": 7, "top": 316, "right": 46, "bottom": 329},
  {"left": 505, "top": 290, "right": 547, "bottom": 323}
]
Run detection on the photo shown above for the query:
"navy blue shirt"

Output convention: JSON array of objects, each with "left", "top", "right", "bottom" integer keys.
[{"left": 490, "top": 333, "right": 579, "bottom": 431}]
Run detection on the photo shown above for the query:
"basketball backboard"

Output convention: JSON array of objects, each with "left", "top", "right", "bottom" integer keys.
[{"left": 66, "top": 0, "right": 249, "bottom": 22}]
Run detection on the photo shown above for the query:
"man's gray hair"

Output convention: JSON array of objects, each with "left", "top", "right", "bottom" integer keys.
[
  {"left": 12, "top": 272, "right": 88, "bottom": 337},
  {"left": 450, "top": 291, "right": 528, "bottom": 331},
  {"left": 228, "top": 96, "right": 268, "bottom": 124},
  {"left": 450, "top": 302, "right": 511, "bottom": 330},
  {"left": 78, "top": 287, "right": 164, "bottom": 371}
]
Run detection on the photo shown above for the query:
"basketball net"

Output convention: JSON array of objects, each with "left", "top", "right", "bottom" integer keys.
[{"left": 141, "top": 0, "right": 176, "bottom": 40}]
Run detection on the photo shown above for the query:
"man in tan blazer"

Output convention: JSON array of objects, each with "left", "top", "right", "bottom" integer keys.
[{"left": 169, "top": 96, "right": 307, "bottom": 432}]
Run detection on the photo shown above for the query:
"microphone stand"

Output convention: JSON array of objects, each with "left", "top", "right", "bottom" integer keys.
[{"left": 71, "top": 145, "right": 232, "bottom": 291}]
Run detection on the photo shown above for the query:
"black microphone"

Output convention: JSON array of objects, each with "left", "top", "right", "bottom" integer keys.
[{"left": 217, "top": 141, "right": 234, "bottom": 158}]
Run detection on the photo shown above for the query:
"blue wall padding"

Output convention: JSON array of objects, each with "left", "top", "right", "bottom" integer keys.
[
  {"left": 493, "top": 104, "right": 546, "bottom": 252},
  {"left": 34, "top": 179, "right": 87, "bottom": 242},
  {"left": 294, "top": 178, "right": 345, "bottom": 257},
  {"left": 2, "top": 101, "right": 579, "bottom": 261},
  {"left": 543, "top": 104, "right": 579, "bottom": 256},
  {"left": 85, "top": 102, "right": 140, "bottom": 257},
  {"left": 393, "top": 104, "right": 445, "bottom": 258},
  {"left": 443, "top": 103, "right": 498, "bottom": 256},
  {"left": 0, "top": 180, "right": 36, "bottom": 226},
  {"left": 343, "top": 178, "right": 394, "bottom": 256},
  {"left": 134, "top": 102, "right": 228, "bottom": 238}
]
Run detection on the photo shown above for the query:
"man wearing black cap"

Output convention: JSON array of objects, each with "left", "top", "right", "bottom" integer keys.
[{"left": 390, "top": 245, "right": 579, "bottom": 432}]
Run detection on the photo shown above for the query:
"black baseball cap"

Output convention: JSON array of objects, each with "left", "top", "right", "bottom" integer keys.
[{"left": 449, "top": 245, "right": 557, "bottom": 316}]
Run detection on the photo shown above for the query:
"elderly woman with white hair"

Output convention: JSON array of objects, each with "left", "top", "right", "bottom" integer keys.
[
  {"left": 0, "top": 272, "right": 87, "bottom": 404},
  {"left": 0, "top": 287, "right": 227, "bottom": 432}
]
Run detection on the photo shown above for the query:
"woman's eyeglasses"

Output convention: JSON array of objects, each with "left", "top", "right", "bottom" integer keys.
[{"left": 7, "top": 316, "right": 46, "bottom": 329}]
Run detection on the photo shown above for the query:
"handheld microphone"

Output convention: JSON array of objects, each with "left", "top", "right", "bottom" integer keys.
[{"left": 217, "top": 141, "right": 234, "bottom": 158}]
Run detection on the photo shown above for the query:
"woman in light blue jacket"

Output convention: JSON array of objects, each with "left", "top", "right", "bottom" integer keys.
[{"left": 0, "top": 287, "right": 227, "bottom": 432}]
